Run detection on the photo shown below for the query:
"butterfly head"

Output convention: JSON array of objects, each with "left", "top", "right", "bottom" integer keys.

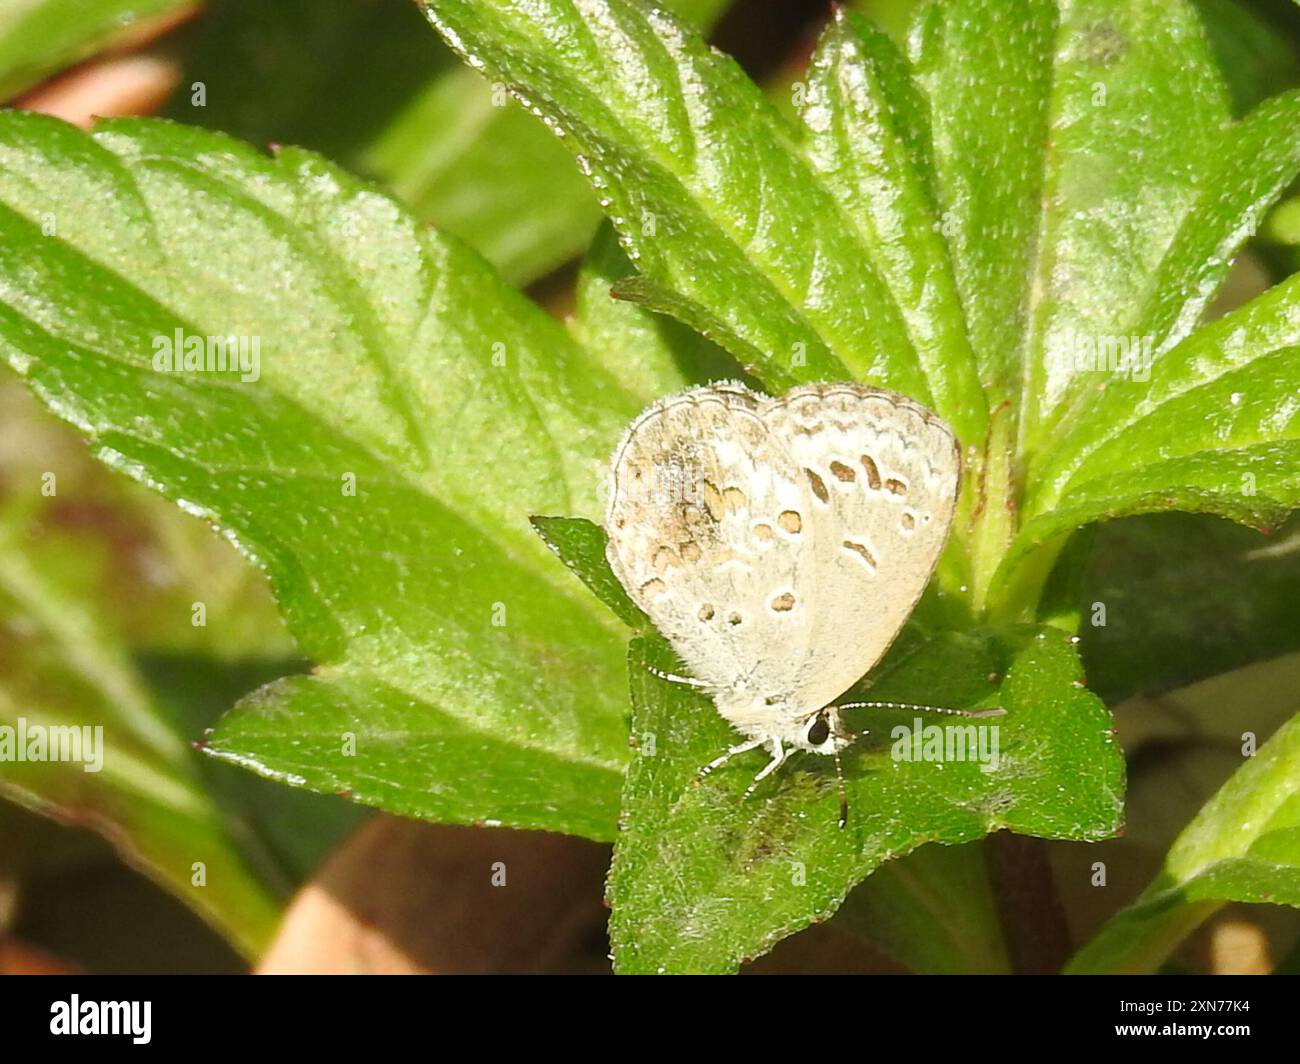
[{"left": 797, "top": 706, "right": 855, "bottom": 756}]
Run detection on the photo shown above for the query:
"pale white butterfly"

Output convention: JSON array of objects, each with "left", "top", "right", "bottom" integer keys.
[{"left": 604, "top": 381, "right": 1002, "bottom": 826}]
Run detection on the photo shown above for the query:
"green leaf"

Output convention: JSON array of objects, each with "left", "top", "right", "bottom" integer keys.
[
  {"left": 0, "top": 379, "right": 292, "bottom": 661},
  {"left": 1013, "top": 440, "right": 1299, "bottom": 579},
  {"left": 533, "top": 511, "right": 1017, "bottom": 975},
  {"left": 848, "top": 0, "right": 922, "bottom": 44},
  {"left": 421, "top": 0, "right": 939, "bottom": 399},
  {"left": 1079, "top": 512, "right": 1300, "bottom": 703},
  {"left": 366, "top": 76, "right": 604, "bottom": 286},
  {"left": 908, "top": 0, "right": 1056, "bottom": 405},
  {"left": 0, "top": 0, "right": 189, "bottom": 102},
  {"left": 998, "top": 265, "right": 1300, "bottom": 616},
  {"left": 904, "top": 0, "right": 1300, "bottom": 613},
  {"left": 907, "top": 0, "right": 1292, "bottom": 454},
  {"left": 1091, "top": 652, "right": 1298, "bottom": 890},
  {"left": 205, "top": 670, "right": 625, "bottom": 841},
  {"left": 1192, "top": 0, "right": 1300, "bottom": 117},
  {"left": 1032, "top": 90, "right": 1300, "bottom": 475},
  {"left": 1069, "top": 710, "right": 1300, "bottom": 974},
  {"left": 167, "top": 0, "right": 733, "bottom": 285},
  {"left": 1013, "top": 0, "right": 1230, "bottom": 444},
  {"left": 421, "top": 0, "right": 1300, "bottom": 635},
  {"left": 1133, "top": 91, "right": 1300, "bottom": 353},
  {"left": 0, "top": 112, "right": 641, "bottom": 840},
  {"left": 139, "top": 652, "right": 368, "bottom": 884},
  {"left": 1028, "top": 273, "right": 1300, "bottom": 499},
  {"left": 571, "top": 222, "right": 744, "bottom": 404},
  {"left": 531, "top": 515, "right": 646, "bottom": 631},
  {"left": 608, "top": 626, "right": 1122, "bottom": 974},
  {"left": 800, "top": 9, "right": 986, "bottom": 445},
  {"left": 0, "top": 505, "right": 284, "bottom": 958},
  {"left": 0, "top": 379, "right": 320, "bottom": 952},
  {"left": 833, "top": 842, "right": 1012, "bottom": 974}
]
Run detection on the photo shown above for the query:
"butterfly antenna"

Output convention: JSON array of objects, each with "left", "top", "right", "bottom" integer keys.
[
  {"left": 836, "top": 700, "right": 1005, "bottom": 718},
  {"left": 833, "top": 749, "right": 847, "bottom": 829}
]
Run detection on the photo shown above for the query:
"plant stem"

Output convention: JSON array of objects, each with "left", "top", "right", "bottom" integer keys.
[{"left": 988, "top": 833, "right": 1072, "bottom": 974}]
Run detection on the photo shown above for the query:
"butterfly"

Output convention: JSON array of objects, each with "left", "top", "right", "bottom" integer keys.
[{"left": 603, "top": 381, "right": 1002, "bottom": 826}]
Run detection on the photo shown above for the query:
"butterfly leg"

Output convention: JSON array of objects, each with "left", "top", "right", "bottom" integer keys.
[
  {"left": 695, "top": 736, "right": 766, "bottom": 782},
  {"left": 742, "top": 738, "right": 787, "bottom": 800},
  {"left": 642, "top": 663, "right": 711, "bottom": 688}
]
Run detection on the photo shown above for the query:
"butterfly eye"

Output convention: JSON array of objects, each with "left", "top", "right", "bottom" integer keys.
[{"left": 807, "top": 714, "right": 830, "bottom": 746}]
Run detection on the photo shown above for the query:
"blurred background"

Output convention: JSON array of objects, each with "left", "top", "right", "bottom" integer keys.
[{"left": 2, "top": 0, "right": 1299, "bottom": 974}]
